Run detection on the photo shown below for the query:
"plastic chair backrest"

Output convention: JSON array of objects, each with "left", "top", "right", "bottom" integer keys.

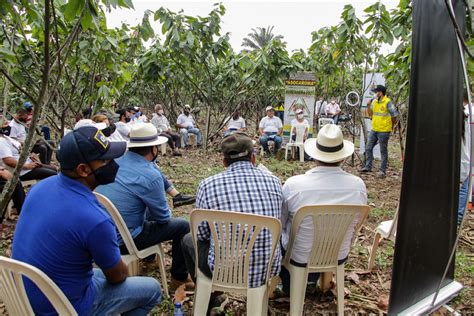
[
  {"left": 0, "top": 256, "right": 77, "bottom": 315},
  {"left": 387, "top": 208, "right": 399, "bottom": 238},
  {"left": 94, "top": 192, "right": 140, "bottom": 256},
  {"left": 284, "top": 205, "right": 369, "bottom": 269},
  {"left": 190, "top": 209, "right": 281, "bottom": 289},
  {"left": 291, "top": 124, "right": 306, "bottom": 144}
]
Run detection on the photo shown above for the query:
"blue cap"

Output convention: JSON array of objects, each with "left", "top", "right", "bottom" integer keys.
[
  {"left": 57, "top": 126, "right": 126, "bottom": 170},
  {"left": 24, "top": 102, "right": 33, "bottom": 109}
]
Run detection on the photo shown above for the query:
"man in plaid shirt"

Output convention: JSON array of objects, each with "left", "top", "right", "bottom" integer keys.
[{"left": 182, "top": 133, "right": 283, "bottom": 292}]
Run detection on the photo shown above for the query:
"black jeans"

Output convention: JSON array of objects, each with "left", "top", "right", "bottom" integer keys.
[
  {"left": 121, "top": 219, "right": 190, "bottom": 281},
  {"left": 279, "top": 246, "right": 347, "bottom": 296},
  {"left": 19, "top": 166, "right": 57, "bottom": 181},
  {"left": 32, "top": 140, "right": 54, "bottom": 165},
  {"left": 0, "top": 180, "right": 25, "bottom": 224},
  {"left": 160, "top": 131, "right": 181, "bottom": 151},
  {"left": 181, "top": 233, "right": 212, "bottom": 283}
]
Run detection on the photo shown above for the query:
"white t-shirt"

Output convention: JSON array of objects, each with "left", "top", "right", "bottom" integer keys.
[
  {"left": 115, "top": 121, "right": 131, "bottom": 141},
  {"left": 8, "top": 120, "right": 27, "bottom": 142},
  {"left": 177, "top": 113, "right": 196, "bottom": 129},
  {"left": 151, "top": 114, "right": 171, "bottom": 132},
  {"left": 326, "top": 102, "right": 341, "bottom": 115},
  {"left": 0, "top": 136, "right": 32, "bottom": 176},
  {"left": 290, "top": 118, "right": 310, "bottom": 129},
  {"left": 259, "top": 116, "right": 283, "bottom": 133},
  {"left": 281, "top": 166, "right": 367, "bottom": 263},
  {"left": 227, "top": 117, "right": 246, "bottom": 130}
]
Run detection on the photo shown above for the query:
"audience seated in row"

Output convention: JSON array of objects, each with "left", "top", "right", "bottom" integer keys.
[{"left": 151, "top": 104, "right": 182, "bottom": 156}]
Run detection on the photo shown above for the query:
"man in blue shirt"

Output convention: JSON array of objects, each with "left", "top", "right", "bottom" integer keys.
[
  {"left": 12, "top": 126, "right": 161, "bottom": 315},
  {"left": 97, "top": 123, "right": 193, "bottom": 290}
]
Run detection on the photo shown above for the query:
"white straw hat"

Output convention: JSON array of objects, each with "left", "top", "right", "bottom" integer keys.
[
  {"left": 304, "top": 124, "right": 354, "bottom": 163},
  {"left": 128, "top": 123, "right": 168, "bottom": 148},
  {"left": 74, "top": 119, "right": 107, "bottom": 131},
  {"left": 265, "top": 106, "right": 274, "bottom": 111}
]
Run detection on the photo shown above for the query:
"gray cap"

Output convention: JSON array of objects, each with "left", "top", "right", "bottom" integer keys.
[{"left": 221, "top": 133, "right": 254, "bottom": 159}]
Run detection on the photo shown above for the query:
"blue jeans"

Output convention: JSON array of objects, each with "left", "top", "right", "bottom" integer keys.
[
  {"left": 259, "top": 133, "right": 282, "bottom": 154},
  {"left": 90, "top": 269, "right": 161, "bottom": 316},
  {"left": 458, "top": 176, "right": 469, "bottom": 224},
  {"left": 364, "top": 131, "right": 390, "bottom": 173},
  {"left": 180, "top": 128, "right": 202, "bottom": 146}
]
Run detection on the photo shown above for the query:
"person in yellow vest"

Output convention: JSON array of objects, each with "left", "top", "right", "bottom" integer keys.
[{"left": 361, "top": 85, "right": 399, "bottom": 178}]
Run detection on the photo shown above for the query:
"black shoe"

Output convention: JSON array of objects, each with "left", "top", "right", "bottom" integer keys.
[
  {"left": 173, "top": 193, "right": 196, "bottom": 207},
  {"left": 172, "top": 151, "right": 182, "bottom": 156},
  {"left": 360, "top": 167, "right": 371, "bottom": 173}
]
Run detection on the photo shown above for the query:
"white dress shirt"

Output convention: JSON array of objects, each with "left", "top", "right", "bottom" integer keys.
[
  {"left": 115, "top": 121, "right": 131, "bottom": 141},
  {"left": 315, "top": 101, "right": 327, "bottom": 115},
  {"left": 281, "top": 166, "right": 367, "bottom": 263},
  {"left": 8, "top": 120, "right": 27, "bottom": 142},
  {"left": 226, "top": 117, "right": 246, "bottom": 130},
  {"left": 151, "top": 114, "right": 171, "bottom": 132},
  {"left": 325, "top": 102, "right": 341, "bottom": 115},
  {"left": 0, "top": 136, "right": 32, "bottom": 176},
  {"left": 177, "top": 113, "right": 196, "bottom": 129},
  {"left": 259, "top": 116, "right": 283, "bottom": 133}
]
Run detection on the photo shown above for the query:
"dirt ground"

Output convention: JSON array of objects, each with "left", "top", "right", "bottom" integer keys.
[{"left": 0, "top": 136, "right": 472, "bottom": 315}]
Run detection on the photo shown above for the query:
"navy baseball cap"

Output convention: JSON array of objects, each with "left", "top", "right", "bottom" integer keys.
[
  {"left": 57, "top": 126, "right": 126, "bottom": 170},
  {"left": 24, "top": 102, "right": 33, "bottom": 109}
]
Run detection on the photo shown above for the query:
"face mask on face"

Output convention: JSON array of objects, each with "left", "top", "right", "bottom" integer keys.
[
  {"left": 101, "top": 124, "right": 116, "bottom": 137},
  {"left": 232, "top": 114, "right": 239, "bottom": 120},
  {"left": 90, "top": 160, "right": 119, "bottom": 185},
  {"left": 125, "top": 117, "right": 131, "bottom": 123},
  {"left": 18, "top": 118, "right": 27, "bottom": 123},
  {"left": 151, "top": 146, "right": 159, "bottom": 164},
  {"left": 331, "top": 101, "right": 335, "bottom": 104},
  {"left": 158, "top": 110, "right": 164, "bottom": 115},
  {"left": 184, "top": 110, "right": 190, "bottom": 115},
  {"left": 1, "top": 126, "right": 11, "bottom": 136},
  {"left": 297, "top": 114, "right": 304, "bottom": 119}
]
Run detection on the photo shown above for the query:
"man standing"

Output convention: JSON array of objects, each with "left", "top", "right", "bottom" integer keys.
[
  {"left": 96, "top": 123, "right": 193, "bottom": 290},
  {"left": 176, "top": 104, "right": 202, "bottom": 147},
  {"left": 361, "top": 85, "right": 399, "bottom": 178},
  {"left": 181, "top": 133, "right": 283, "bottom": 306},
  {"left": 259, "top": 106, "right": 283, "bottom": 156},
  {"left": 12, "top": 126, "right": 161, "bottom": 315},
  {"left": 280, "top": 124, "right": 367, "bottom": 295},
  {"left": 325, "top": 97, "right": 341, "bottom": 124},
  {"left": 114, "top": 108, "right": 132, "bottom": 140},
  {"left": 151, "top": 104, "right": 182, "bottom": 156},
  {"left": 315, "top": 96, "right": 327, "bottom": 117}
]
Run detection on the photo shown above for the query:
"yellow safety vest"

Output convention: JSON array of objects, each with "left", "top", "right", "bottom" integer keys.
[{"left": 371, "top": 96, "right": 392, "bottom": 132}]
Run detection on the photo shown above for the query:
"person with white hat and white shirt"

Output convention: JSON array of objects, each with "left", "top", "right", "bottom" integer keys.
[
  {"left": 176, "top": 104, "right": 202, "bottom": 147},
  {"left": 279, "top": 124, "right": 367, "bottom": 295},
  {"left": 290, "top": 108, "right": 309, "bottom": 141},
  {"left": 259, "top": 106, "right": 283, "bottom": 156},
  {"left": 96, "top": 123, "right": 194, "bottom": 290}
]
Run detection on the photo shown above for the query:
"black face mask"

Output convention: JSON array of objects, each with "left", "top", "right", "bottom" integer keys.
[
  {"left": 90, "top": 160, "right": 119, "bottom": 185},
  {"left": 102, "top": 124, "right": 116, "bottom": 137},
  {"left": 1, "top": 126, "right": 11, "bottom": 136},
  {"left": 183, "top": 111, "right": 190, "bottom": 116},
  {"left": 151, "top": 146, "right": 159, "bottom": 164},
  {"left": 18, "top": 118, "right": 27, "bottom": 123},
  {"left": 125, "top": 117, "right": 131, "bottom": 123}
]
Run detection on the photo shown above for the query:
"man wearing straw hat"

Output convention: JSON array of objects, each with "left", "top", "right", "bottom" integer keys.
[
  {"left": 279, "top": 124, "right": 367, "bottom": 295},
  {"left": 97, "top": 123, "right": 194, "bottom": 290}
]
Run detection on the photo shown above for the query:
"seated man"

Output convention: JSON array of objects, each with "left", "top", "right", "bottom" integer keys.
[
  {"left": 0, "top": 168, "right": 25, "bottom": 226},
  {"left": 114, "top": 108, "right": 132, "bottom": 140},
  {"left": 259, "top": 106, "right": 283, "bottom": 156},
  {"left": 280, "top": 124, "right": 367, "bottom": 295},
  {"left": 181, "top": 133, "right": 283, "bottom": 304},
  {"left": 325, "top": 97, "right": 341, "bottom": 125},
  {"left": 96, "top": 123, "right": 193, "bottom": 290},
  {"left": 223, "top": 111, "right": 246, "bottom": 137},
  {"left": 12, "top": 126, "right": 161, "bottom": 315},
  {"left": 176, "top": 104, "right": 202, "bottom": 147},
  {"left": 151, "top": 104, "right": 182, "bottom": 156},
  {"left": 8, "top": 108, "right": 28, "bottom": 143}
]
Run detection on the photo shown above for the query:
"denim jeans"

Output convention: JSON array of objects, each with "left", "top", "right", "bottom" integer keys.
[
  {"left": 458, "top": 176, "right": 469, "bottom": 224},
  {"left": 89, "top": 269, "right": 161, "bottom": 316},
  {"left": 364, "top": 131, "right": 390, "bottom": 173},
  {"left": 180, "top": 128, "right": 202, "bottom": 146},
  {"left": 132, "top": 219, "right": 190, "bottom": 281},
  {"left": 259, "top": 133, "right": 282, "bottom": 154}
]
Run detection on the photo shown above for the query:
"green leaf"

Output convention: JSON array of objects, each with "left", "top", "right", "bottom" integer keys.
[
  {"left": 64, "top": 0, "right": 84, "bottom": 21},
  {"left": 121, "top": 69, "right": 132, "bottom": 82},
  {"left": 186, "top": 32, "right": 194, "bottom": 47}
]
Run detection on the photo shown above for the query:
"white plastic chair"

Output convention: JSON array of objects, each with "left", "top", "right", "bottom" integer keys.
[
  {"left": 318, "top": 117, "right": 334, "bottom": 130},
  {"left": 283, "top": 204, "right": 370, "bottom": 315},
  {"left": 94, "top": 192, "right": 169, "bottom": 298},
  {"left": 0, "top": 256, "right": 77, "bottom": 315},
  {"left": 367, "top": 210, "right": 398, "bottom": 271},
  {"left": 285, "top": 124, "right": 307, "bottom": 162},
  {"left": 260, "top": 140, "right": 275, "bottom": 156},
  {"left": 190, "top": 209, "right": 282, "bottom": 316}
]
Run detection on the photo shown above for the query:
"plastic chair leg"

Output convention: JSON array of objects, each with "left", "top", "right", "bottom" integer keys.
[
  {"left": 285, "top": 146, "right": 289, "bottom": 161},
  {"left": 247, "top": 286, "right": 269, "bottom": 316},
  {"left": 156, "top": 250, "right": 169, "bottom": 298},
  {"left": 193, "top": 271, "right": 213, "bottom": 316},
  {"left": 288, "top": 264, "right": 307, "bottom": 316},
  {"left": 299, "top": 145, "right": 304, "bottom": 162},
  {"left": 127, "top": 260, "right": 140, "bottom": 276},
  {"left": 336, "top": 265, "right": 345, "bottom": 315},
  {"left": 368, "top": 232, "right": 383, "bottom": 271}
]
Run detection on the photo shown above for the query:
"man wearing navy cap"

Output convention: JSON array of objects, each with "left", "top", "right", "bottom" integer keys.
[{"left": 12, "top": 126, "right": 162, "bottom": 315}]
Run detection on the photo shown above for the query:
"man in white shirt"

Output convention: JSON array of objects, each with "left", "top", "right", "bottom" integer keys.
[
  {"left": 8, "top": 109, "right": 28, "bottom": 143},
  {"left": 458, "top": 93, "right": 471, "bottom": 224},
  {"left": 151, "top": 104, "right": 182, "bottom": 156},
  {"left": 280, "top": 124, "right": 367, "bottom": 295},
  {"left": 176, "top": 104, "right": 202, "bottom": 147},
  {"left": 114, "top": 109, "right": 132, "bottom": 141},
  {"left": 259, "top": 106, "right": 283, "bottom": 156},
  {"left": 223, "top": 111, "right": 246, "bottom": 137},
  {"left": 325, "top": 98, "right": 342, "bottom": 124},
  {"left": 315, "top": 97, "right": 327, "bottom": 117}
]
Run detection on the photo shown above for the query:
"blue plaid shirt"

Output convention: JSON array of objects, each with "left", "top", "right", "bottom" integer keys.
[{"left": 196, "top": 161, "right": 283, "bottom": 288}]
